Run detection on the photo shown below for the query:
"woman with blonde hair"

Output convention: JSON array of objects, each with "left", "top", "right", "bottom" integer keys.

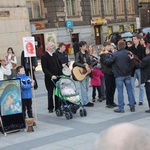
[{"left": 88, "top": 45, "right": 97, "bottom": 55}]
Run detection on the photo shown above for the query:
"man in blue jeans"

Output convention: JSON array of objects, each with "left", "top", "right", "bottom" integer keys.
[
  {"left": 74, "top": 41, "right": 94, "bottom": 107},
  {"left": 128, "top": 35, "right": 146, "bottom": 105},
  {"left": 105, "top": 41, "right": 135, "bottom": 113}
]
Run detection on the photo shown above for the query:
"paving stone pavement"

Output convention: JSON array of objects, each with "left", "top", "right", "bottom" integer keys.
[{"left": 0, "top": 55, "right": 150, "bottom": 150}]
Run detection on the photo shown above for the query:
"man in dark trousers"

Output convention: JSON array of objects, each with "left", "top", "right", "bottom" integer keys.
[
  {"left": 100, "top": 41, "right": 117, "bottom": 108},
  {"left": 41, "top": 42, "right": 62, "bottom": 113}
]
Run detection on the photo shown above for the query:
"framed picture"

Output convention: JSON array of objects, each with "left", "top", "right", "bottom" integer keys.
[{"left": 0, "top": 79, "right": 22, "bottom": 116}]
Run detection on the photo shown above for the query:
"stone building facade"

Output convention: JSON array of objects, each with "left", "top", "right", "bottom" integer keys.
[
  {"left": 0, "top": 0, "right": 30, "bottom": 58},
  {"left": 0, "top": 0, "right": 145, "bottom": 58}
]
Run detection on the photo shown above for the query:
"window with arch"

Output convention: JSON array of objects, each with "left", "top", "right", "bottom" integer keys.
[
  {"left": 126, "top": 0, "right": 135, "bottom": 14},
  {"left": 91, "top": 0, "right": 100, "bottom": 16},
  {"left": 115, "top": 0, "right": 124, "bottom": 15},
  {"left": 103, "top": 0, "right": 114, "bottom": 16},
  {"left": 26, "top": 0, "right": 41, "bottom": 19}
]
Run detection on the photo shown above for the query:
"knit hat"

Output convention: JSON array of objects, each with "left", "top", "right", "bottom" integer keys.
[
  {"left": 110, "top": 43, "right": 116, "bottom": 48},
  {"left": 95, "top": 63, "right": 101, "bottom": 68}
]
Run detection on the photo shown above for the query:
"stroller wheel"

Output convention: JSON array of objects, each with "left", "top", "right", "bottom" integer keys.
[
  {"left": 69, "top": 112, "right": 73, "bottom": 119},
  {"left": 65, "top": 112, "right": 71, "bottom": 120},
  {"left": 83, "top": 108, "right": 87, "bottom": 116},
  {"left": 79, "top": 109, "right": 84, "bottom": 117},
  {"left": 56, "top": 109, "right": 61, "bottom": 117}
]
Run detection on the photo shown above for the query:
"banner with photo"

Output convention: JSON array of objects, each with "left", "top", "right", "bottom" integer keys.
[
  {"left": 23, "top": 37, "right": 36, "bottom": 57},
  {"left": 0, "top": 79, "right": 22, "bottom": 116}
]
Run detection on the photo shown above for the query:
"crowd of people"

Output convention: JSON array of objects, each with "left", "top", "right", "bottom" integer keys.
[
  {"left": 0, "top": 30, "right": 150, "bottom": 127},
  {"left": 39, "top": 30, "right": 150, "bottom": 115},
  {"left": 1, "top": 31, "right": 150, "bottom": 148}
]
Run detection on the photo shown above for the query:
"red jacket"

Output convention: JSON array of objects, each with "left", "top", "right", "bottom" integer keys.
[{"left": 90, "top": 68, "right": 104, "bottom": 86}]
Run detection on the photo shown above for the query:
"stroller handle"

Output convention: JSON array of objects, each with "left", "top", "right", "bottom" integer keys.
[{"left": 51, "top": 75, "right": 65, "bottom": 85}]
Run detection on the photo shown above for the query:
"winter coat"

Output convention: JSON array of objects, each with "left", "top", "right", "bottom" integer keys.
[
  {"left": 134, "top": 53, "right": 150, "bottom": 84},
  {"left": 100, "top": 54, "right": 114, "bottom": 75},
  {"left": 105, "top": 49, "right": 133, "bottom": 77},
  {"left": 55, "top": 49, "right": 70, "bottom": 66},
  {"left": 17, "top": 74, "right": 32, "bottom": 99},
  {"left": 90, "top": 68, "right": 104, "bottom": 86}
]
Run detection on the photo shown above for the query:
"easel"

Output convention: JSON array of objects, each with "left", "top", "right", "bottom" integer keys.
[
  {"left": 0, "top": 114, "right": 26, "bottom": 136},
  {"left": 22, "top": 36, "right": 38, "bottom": 128},
  {"left": 0, "top": 79, "right": 26, "bottom": 136}
]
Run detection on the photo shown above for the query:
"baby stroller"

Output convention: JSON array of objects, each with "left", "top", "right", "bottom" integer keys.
[{"left": 54, "top": 76, "right": 87, "bottom": 120}]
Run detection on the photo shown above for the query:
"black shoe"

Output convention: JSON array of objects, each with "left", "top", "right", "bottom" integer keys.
[
  {"left": 130, "top": 107, "right": 135, "bottom": 112},
  {"left": 106, "top": 105, "right": 114, "bottom": 108},
  {"left": 92, "top": 99, "right": 96, "bottom": 102},
  {"left": 139, "top": 102, "right": 143, "bottom": 106},
  {"left": 112, "top": 103, "right": 118, "bottom": 107},
  {"left": 101, "top": 96, "right": 106, "bottom": 100},
  {"left": 145, "top": 109, "right": 150, "bottom": 113},
  {"left": 33, "top": 122, "right": 36, "bottom": 126},
  {"left": 98, "top": 98, "right": 102, "bottom": 102},
  {"left": 49, "top": 110, "right": 53, "bottom": 113},
  {"left": 84, "top": 102, "right": 94, "bottom": 107},
  {"left": 114, "top": 109, "right": 124, "bottom": 113}
]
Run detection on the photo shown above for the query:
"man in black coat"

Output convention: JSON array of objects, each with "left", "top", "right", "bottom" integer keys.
[
  {"left": 55, "top": 42, "right": 70, "bottom": 68},
  {"left": 41, "top": 42, "right": 62, "bottom": 113},
  {"left": 100, "top": 41, "right": 117, "bottom": 108},
  {"left": 130, "top": 45, "right": 150, "bottom": 113}
]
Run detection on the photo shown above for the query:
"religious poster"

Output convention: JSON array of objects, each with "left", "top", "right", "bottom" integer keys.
[
  {"left": 44, "top": 32, "right": 57, "bottom": 49},
  {"left": 23, "top": 37, "right": 36, "bottom": 57},
  {"left": 0, "top": 79, "right": 22, "bottom": 116}
]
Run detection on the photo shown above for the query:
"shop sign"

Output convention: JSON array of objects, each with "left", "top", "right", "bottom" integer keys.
[{"left": 91, "top": 18, "right": 103, "bottom": 25}]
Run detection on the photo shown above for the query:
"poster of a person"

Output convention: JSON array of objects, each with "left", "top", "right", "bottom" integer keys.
[{"left": 23, "top": 37, "right": 36, "bottom": 57}]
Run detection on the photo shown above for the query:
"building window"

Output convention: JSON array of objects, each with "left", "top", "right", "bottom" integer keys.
[
  {"left": 103, "top": 0, "right": 114, "bottom": 16},
  {"left": 119, "top": 25, "right": 124, "bottom": 32},
  {"left": 126, "top": 0, "right": 135, "bottom": 14},
  {"left": 115, "top": 0, "right": 124, "bottom": 15},
  {"left": 91, "top": 0, "right": 100, "bottom": 16},
  {"left": 108, "top": 26, "right": 113, "bottom": 35},
  {"left": 66, "top": 0, "right": 78, "bottom": 16},
  {"left": 26, "top": 0, "right": 41, "bottom": 19},
  {"left": 130, "top": 24, "right": 134, "bottom": 32}
]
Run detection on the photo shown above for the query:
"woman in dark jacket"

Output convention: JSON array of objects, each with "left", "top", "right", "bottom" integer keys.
[{"left": 130, "top": 45, "right": 150, "bottom": 113}]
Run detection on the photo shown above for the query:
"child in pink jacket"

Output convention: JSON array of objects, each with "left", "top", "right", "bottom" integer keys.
[{"left": 90, "top": 64, "right": 104, "bottom": 102}]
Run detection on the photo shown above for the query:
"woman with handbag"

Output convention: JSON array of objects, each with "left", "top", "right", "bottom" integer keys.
[{"left": 6, "top": 47, "right": 17, "bottom": 79}]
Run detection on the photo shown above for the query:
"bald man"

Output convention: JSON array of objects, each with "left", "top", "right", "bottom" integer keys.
[{"left": 94, "top": 123, "right": 150, "bottom": 150}]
